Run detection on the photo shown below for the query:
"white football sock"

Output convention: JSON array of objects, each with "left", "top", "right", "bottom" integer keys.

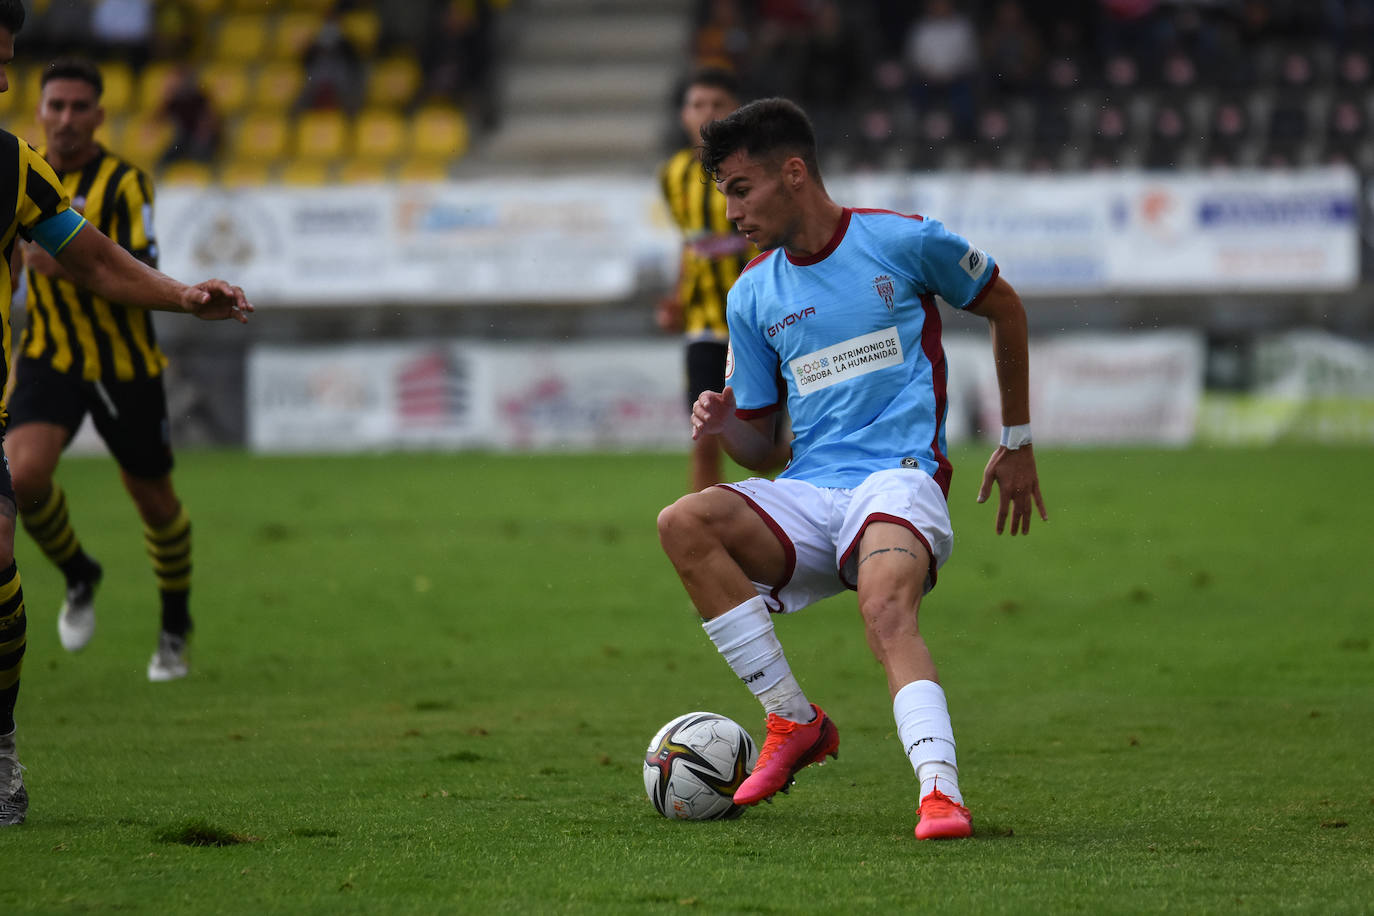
[
  {"left": 894, "top": 679, "right": 963, "bottom": 804},
  {"left": 702, "top": 596, "right": 813, "bottom": 723}
]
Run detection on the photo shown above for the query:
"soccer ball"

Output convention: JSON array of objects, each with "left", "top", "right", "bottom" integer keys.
[{"left": 643, "top": 711, "right": 758, "bottom": 820}]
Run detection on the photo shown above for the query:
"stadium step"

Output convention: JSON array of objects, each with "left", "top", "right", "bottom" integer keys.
[
  {"left": 506, "top": 64, "right": 676, "bottom": 114},
  {"left": 521, "top": 14, "right": 686, "bottom": 64},
  {"left": 474, "top": 0, "right": 691, "bottom": 174}
]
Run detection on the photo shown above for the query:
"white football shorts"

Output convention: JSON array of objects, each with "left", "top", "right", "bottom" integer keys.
[{"left": 719, "top": 466, "right": 954, "bottom": 614}]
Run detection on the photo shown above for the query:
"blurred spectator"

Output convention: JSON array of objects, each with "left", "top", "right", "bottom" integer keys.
[
  {"left": 381, "top": 0, "right": 438, "bottom": 53},
  {"left": 903, "top": 0, "right": 979, "bottom": 139},
  {"left": 692, "top": 0, "right": 751, "bottom": 74},
  {"left": 90, "top": 0, "right": 152, "bottom": 71},
  {"left": 982, "top": 0, "right": 1042, "bottom": 98},
  {"left": 793, "top": 0, "right": 864, "bottom": 150},
  {"left": 296, "top": 10, "right": 365, "bottom": 114},
  {"left": 157, "top": 64, "right": 222, "bottom": 167},
  {"left": 420, "top": 0, "right": 498, "bottom": 129}
]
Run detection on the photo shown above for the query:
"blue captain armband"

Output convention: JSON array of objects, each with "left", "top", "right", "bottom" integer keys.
[{"left": 29, "top": 208, "right": 88, "bottom": 256}]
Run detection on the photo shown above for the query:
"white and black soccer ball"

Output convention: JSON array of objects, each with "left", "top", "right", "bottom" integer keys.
[{"left": 643, "top": 711, "right": 758, "bottom": 820}]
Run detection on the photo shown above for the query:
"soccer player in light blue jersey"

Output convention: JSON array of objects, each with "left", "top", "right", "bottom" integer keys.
[{"left": 657, "top": 98, "right": 1047, "bottom": 841}]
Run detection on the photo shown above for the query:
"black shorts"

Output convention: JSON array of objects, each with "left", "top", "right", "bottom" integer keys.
[
  {"left": 6, "top": 357, "right": 174, "bottom": 479},
  {"left": 685, "top": 340, "right": 728, "bottom": 412}
]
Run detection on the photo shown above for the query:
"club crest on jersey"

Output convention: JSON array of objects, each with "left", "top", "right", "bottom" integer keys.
[{"left": 873, "top": 275, "right": 895, "bottom": 311}]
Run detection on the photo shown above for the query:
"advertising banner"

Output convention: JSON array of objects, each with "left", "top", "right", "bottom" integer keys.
[
  {"left": 157, "top": 168, "right": 1360, "bottom": 306},
  {"left": 946, "top": 329, "right": 1206, "bottom": 446},
  {"left": 248, "top": 334, "right": 1205, "bottom": 453},
  {"left": 247, "top": 340, "right": 687, "bottom": 452}
]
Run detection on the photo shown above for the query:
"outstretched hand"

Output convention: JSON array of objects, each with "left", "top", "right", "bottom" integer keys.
[
  {"left": 182, "top": 279, "right": 254, "bottom": 323},
  {"left": 691, "top": 385, "right": 737, "bottom": 440},
  {"left": 976, "top": 445, "right": 1048, "bottom": 535}
]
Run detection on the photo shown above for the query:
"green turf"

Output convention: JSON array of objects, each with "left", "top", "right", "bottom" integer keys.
[{"left": 1, "top": 447, "right": 1370, "bottom": 914}]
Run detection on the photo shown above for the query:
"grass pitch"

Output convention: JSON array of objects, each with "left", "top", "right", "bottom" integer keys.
[{"left": 1, "top": 446, "right": 1370, "bottom": 914}]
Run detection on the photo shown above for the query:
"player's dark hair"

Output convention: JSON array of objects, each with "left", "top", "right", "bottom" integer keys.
[
  {"left": 0, "top": 0, "right": 25, "bottom": 33},
  {"left": 41, "top": 57, "right": 104, "bottom": 97},
  {"left": 682, "top": 66, "right": 740, "bottom": 103},
  {"left": 699, "top": 97, "right": 820, "bottom": 184}
]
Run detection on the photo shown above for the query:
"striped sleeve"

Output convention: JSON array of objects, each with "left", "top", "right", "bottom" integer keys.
[
  {"left": 14, "top": 140, "right": 82, "bottom": 254},
  {"left": 16, "top": 140, "right": 72, "bottom": 232},
  {"left": 111, "top": 166, "right": 158, "bottom": 266}
]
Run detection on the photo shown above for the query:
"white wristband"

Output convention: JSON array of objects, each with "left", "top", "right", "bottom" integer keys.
[{"left": 1000, "top": 423, "right": 1032, "bottom": 450}]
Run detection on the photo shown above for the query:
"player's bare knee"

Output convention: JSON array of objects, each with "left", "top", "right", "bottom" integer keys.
[
  {"left": 656, "top": 497, "right": 696, "bottom": 556},
  {"left": 858, "top": 593, "right": 918, "bottom": 647},
  {"left": 7, "top": 459, "right": 51, "bottom": 510}
]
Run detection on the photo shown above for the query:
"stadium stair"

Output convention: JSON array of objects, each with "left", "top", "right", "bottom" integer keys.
[{"left": 458, "top": 0, "right": 692, "bottom": 176}]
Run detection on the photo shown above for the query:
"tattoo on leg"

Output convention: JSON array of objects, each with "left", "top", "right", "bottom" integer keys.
[{"left": 858, "top": 546, "right": 919, "bottom": 569}]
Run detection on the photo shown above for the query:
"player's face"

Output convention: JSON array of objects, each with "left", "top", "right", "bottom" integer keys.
[
  {"left": 0, "top": 28, "right": 14, "bottom": 94},
  {"left": 680, "top": 85, "right": 737, "bottom": 143},
  {"left": 715, "top": 150, "right": 800, "bottom": 252},
  {"left": 39, "top": 77, "right": 105, "bottom": 162}
]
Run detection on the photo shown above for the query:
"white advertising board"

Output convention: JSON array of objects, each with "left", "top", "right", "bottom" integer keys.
[
  {"left": 157, "top": 168, "right": 1360, "bottom": 306},
  {"left": 945, "top": 329, "right": 1205, "bottom": 446},
  {"left": 157, "top": 181, "right": 679, "bottom": 306},
  {"left": 247, "top": 340, "right": 687, "bottom": 452},
  {"left": 840, "top": 168, "right": 1359, "bottom": 294},
  {"left": 248, "top": 334, "right": 1204, "bottom": 453}
]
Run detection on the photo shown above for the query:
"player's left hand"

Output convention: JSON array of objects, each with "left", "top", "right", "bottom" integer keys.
[
  {"left": 182, "top": 279, "right": 254, "bottom": 323},
  {"left": 977, "top": 445, "right": 1048, "bottom": 536}
]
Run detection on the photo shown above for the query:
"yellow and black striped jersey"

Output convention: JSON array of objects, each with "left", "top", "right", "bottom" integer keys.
[
  {"left": 659, "top": 147, "right": 757, "bottom": 341},
  {"left": 1, "top": 129, "right": 79, "bottom": 407},
  {"left": 21, "top": 144, "right": 166, "bottom": 382}
]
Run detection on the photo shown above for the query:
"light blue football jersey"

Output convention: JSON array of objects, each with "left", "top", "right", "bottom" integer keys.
[{"left": 726, "top": 208, "right": 998, "bottom": 493}]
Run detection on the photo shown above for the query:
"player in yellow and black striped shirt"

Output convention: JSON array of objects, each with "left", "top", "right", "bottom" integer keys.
[
  {"left": 658, "top": 67, "right": 757, "bottom": 492},
  {"left": 0, "top": 9, "right": 253, "bottom": 827},
  {"left": 8, "top": 58, "right": 198, "bottom": 686}
]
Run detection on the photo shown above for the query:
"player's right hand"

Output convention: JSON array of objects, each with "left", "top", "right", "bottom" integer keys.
[
  {"left": 183, "top": 279, "right": 254, "bottom": 323},
  {"left": 691, "top": 386, "right": 736, "bottom": 440}
]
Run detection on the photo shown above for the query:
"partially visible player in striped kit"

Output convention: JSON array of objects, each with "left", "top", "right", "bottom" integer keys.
[
  {"left": 0, "top": 1, "right": 253, "bottom": 827},
  {"left": 7, "top": 58, "right": 194, "bottom": 684},
  {"left": 658, "top": 67, "right": 763, "bottom": 492}
]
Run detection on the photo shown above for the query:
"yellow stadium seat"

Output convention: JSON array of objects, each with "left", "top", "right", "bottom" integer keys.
[
  {"left": 351, "top": 106, "right": 406, "bottom": 163},
  {"left": 395, "top": 156, "right": 450, "bottom": 183},
  {"left": 159, "top": 160, "right": 214, "bottom": 187},
  {"left": 410, "top": 104, "right": 468, "bottom": 161},
  {"left": 293, "top": 109, "right": 347, "bottom": 161},
  {"left": 0, "top": 79, "right": 26, "bottom": 118},
  {"left": 365, "top": 57, "right": 420, "bottom": 109},
  {"left": 94, "top": 114, "right": 118, "bottom": 150},
  {"left": 277, "top": 159, "right": 331, "bottom": 186},
  {"left": 271, "top": 11, "right": 324, "bottom": 60},
  {"left": 340, "top": 9, "right": 381, "bottom": 57},
  {"left": 218, "top": 158, "right": 273, "bottom": 188},
  {"left": 212, "top": 14, "right": 270, "bottom": 61},
  {"left": 231, "top": 111, "right": 288, "bottom": 162},
  {"left": 137, "top": 62, "right": 179, "bottom": 114},
  {"left": 335, "top": 158, "right": 392, "bottom": 185},
  {"left": 6, "top": 66, "right": 44, "bottom": 116},
  {"left": 253, "top": 61, "right": 304, "bottom": 112},
  {"left": 99, "top": 62, "right": 135, "bottom": 116},
  {"left": 118, "top": 117, "right": 173, "bottom": 171},
  {"left": 1, "top": 116, "right": 39, "bottom": 146},
  {"left": 200, "top": 62, "right": 251, "bottom": 116}
]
